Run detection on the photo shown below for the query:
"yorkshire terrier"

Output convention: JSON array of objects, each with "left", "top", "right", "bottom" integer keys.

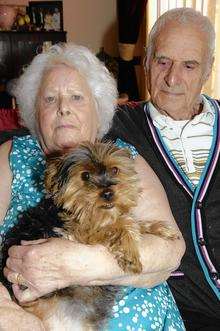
[{"left": 0, "top": 141, "right": 178, "bottom": 331}]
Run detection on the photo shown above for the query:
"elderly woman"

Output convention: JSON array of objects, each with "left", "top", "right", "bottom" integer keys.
[{"left": 0, "top": 43, "right": 185, "bottom": 330}]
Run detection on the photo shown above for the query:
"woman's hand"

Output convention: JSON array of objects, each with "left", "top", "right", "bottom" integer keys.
[
  {"left": 0, "top": 283, "right": 45, "bottom": 331},
  {"left": 4, "top": 237, "right": 88, "bottom": 303},
  {"left": 4, "top": 237, "right": 122, "bottom": 303}
]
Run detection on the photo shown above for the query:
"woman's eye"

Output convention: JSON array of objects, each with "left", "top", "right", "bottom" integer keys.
[
  {"left": 71, "top": 94, "right": 83, "bottom": 101},
  {"left": 45, "top": 96, "right": 55, "bottom": 103}
]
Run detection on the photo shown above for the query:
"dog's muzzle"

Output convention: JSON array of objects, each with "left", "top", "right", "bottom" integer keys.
[{"left": 100, "top": 188, "right": 114, "bottom": 202}]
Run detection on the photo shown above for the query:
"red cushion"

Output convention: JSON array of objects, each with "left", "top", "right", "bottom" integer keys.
[{"left": 0, "top": 108, "right": 21, "bottom": 131}]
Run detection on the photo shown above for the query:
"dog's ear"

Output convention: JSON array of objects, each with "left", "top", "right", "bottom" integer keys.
[
  {"left": 45, "top": 152, "right": 66, "bottom": 195},
  {"left": 45, "top": 149, "right": 80, "bottom": 196}
]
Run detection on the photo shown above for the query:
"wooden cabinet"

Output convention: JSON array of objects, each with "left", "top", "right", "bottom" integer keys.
[{"left": 0, "top": 31, "right": 67, "bottom": 81}]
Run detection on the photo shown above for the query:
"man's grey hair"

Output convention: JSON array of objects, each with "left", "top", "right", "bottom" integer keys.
[
  {"left": 145, "top": 7, "right": 215, "bottom": 70},
  {"left": 13, "top": 43, "right": 118, "bottom": 139}
]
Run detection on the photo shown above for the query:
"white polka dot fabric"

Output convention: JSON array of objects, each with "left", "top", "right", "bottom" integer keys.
[
  {"left": 106, "top": 286, "right": 185, "bottom": 330},
  {"left": 0, "top": 135, "right": 185, "bottom": 330},
  {"left": 0, "top": 135, "right": 46, "bottom": 238}
]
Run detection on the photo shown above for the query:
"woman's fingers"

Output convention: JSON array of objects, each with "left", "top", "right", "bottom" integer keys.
[
  {"left": 3, "top": 268, "right": 27, "bottom": 286},
  {"left": 5, "top": 256, "right": 22, "bottom": 272},
  {"left": 8, "top": 244, "right": 27, "bottom": 259},
  {"left": 7, "top": 239, "right": 48, "bottom": 260},
  {"left": 21, "top": 239, "right": 48, "bottom": 246},
  {"left": 12, "top": 284, "right": 40, "bottom": 303}
]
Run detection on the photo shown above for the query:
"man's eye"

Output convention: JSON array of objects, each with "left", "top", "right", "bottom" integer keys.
[
  {"left": 185, "top": 64, "right": 195, "bottom": 70},
  {"left": 157, "top": 58, "right": 170, "bottom": 66},
  {"left": 45, "top": 96, "right": 55, "bottom": 103},
  {"left": 159, "top": 61, "right": 167, "bottom": 65},
  {"left": 71, "top": 94, "right": 83, "bottom": 101}
]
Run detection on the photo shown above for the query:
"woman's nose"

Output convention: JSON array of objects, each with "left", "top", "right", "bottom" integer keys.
[
  {"left": 58, "top": 99, "right": 71, "bottom": 116},
  {"left": 164, "top": 64, "right": 182, "bottom": 87}
]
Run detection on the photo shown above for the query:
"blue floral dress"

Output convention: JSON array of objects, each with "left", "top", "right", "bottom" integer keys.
[{"left": 0, "top": 135, "right": 185, "bottom": 331}]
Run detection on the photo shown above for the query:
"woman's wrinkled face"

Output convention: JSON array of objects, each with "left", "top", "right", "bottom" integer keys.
[{"left": 36, "top": 64, "right": 99, "bottom": 153}]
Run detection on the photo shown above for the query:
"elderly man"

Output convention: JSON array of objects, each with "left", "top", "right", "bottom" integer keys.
[{"left": 107, "top": 7, "right": 220, "bottom": 331}]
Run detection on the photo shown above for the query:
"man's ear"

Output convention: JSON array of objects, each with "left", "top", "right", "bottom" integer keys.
[{"left": 203, "top": 56, "right": 214, "bottom": 83}]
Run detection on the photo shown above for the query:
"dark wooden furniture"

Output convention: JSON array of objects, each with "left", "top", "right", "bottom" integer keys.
[{"left": 0, "top": 31, "right": 67, "bottom": 81}]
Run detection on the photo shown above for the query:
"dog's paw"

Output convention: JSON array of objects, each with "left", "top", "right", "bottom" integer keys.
[
  {"left": 52, "top": 227, "right": 76, "bottom": 241},
  {"left": 114, "top": 248, "right": 143, "bottom": 274},
  {"left": 118, "top": 255, "right": 143, "bottom": 274},
  {"left": 140, "top": 221, "right": 179, "bottom": 240}
]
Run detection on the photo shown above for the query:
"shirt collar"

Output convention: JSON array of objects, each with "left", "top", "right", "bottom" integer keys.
[{"left": 148, "top": 95, "right": 215, "bottom": 129}]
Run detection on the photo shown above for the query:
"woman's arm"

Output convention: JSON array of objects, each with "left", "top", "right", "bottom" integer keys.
[
  {"left": 0, "top": 283, "right": 45, "bottom": 331},
  {"left": 130, "top": 154, "right": 185, "bottom": 274},
  {"left": 0, "top": 140, "right": 12, "bottom": 224},
  {"left": 85, "top": 154, "right": 185, "bottom": 285},
  {"left": 4, "top": 155, "right": 185, "bottom": 303},
  {"left": 0, "top": 142, "right": 44, "bottom": 330}
]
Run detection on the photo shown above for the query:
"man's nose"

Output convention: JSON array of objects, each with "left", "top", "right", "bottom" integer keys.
[{"left": 164, "top": 64, "right": 182, "bottom": 87}]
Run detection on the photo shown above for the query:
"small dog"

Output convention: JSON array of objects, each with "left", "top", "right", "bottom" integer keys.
[{"left": 0, "top": 141, "right": 178, "bottom": 331}]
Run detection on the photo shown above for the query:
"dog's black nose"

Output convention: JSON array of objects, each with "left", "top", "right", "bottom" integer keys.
[{"left": 100, "top": 189, "right": 114, "bottom": 201}]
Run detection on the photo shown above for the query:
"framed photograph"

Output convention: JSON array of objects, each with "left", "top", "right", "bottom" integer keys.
[{"left": 28, "top": 1, "right": 63, "bottom": 31}]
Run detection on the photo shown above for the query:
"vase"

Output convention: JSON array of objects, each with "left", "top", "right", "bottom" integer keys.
[{"left": 0, "top": 5, "right": 17, "bottom": 30}]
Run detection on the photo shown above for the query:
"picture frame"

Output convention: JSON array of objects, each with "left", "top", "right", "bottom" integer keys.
[{"left": 28, "top": 1, "right": 63, "bottom": 31}]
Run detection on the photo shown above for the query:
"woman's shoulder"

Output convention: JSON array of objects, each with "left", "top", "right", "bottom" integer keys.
[
  {"left": 9, "top": 135, "right": 45, "bottom": 178},
  {"left": 0, "top": 140, "right": 12, "bottom": 170},
  {"left": 0, "top": 140, "right": 13, "bottom": 225},
  {"left": 0, "top": 139, "right": 12, "bottom": 154},
  {"left": 12, "top": 134, "right": 41, "bottom": 150},
  {"left": 10, "top": 135, "right": 44, "bottom": 162}
]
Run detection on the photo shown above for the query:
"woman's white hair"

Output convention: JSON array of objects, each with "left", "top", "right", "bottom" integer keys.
[
  {"left": 13, "top": 43, "right": 118, "bottom": 139},
  {"left": 145, "top": 7, "right": 215, "bottom": 71}
]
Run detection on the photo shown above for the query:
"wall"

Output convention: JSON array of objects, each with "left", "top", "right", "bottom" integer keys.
[
  {"left": 1, "top": 0, "right": 118, "bottom": 55},
  {"left": 64, "top": 0, "right": 117, "bottom": 55}
]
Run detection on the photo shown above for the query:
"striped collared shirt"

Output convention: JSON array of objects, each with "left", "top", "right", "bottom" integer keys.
[{"left": 148, "top": 96, "right": 215, "bottom": 186}]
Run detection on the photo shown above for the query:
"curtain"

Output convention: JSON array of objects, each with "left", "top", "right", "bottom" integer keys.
[
  {"left": 146, "top": 0, "right": 220, "bottom": 98},
  {"left": 117, "top": 0, "right": 147, "bottom": 101}
]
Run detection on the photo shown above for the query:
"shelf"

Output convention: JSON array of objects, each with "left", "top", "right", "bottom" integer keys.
[{"left": 0, "top": 31, "right": 67, "bottom": 81}]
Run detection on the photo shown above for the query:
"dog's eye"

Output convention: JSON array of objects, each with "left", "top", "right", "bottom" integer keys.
[
  {"left": 111, "top": 167, "right": 119, "bottom": 175},
  {"left": 81, "top": 171, "right": 90, "bottom": 181}
]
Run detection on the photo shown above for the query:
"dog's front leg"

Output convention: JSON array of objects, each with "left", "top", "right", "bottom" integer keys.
[
  {"left": 139, "top": 221, "right": 180, "bottom": 240},
  {"left": 105, "top": 217, "right": 143, "bottom": 274}
]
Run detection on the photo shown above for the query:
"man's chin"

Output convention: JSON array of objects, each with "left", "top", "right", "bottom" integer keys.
[
  {"left": 161, "top": 90, "right": 184, "bottom": 98},
  {"left": 154, "top": 100, "right": 186, "bottom": 118}
]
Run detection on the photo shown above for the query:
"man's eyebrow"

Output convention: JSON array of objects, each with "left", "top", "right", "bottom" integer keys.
[
  {"left": 184, "top": 60, "right": 200, "bottom": 66},
  {"left": 154, "top": 54, "right": 171, "bottom": 60},
  {"left": 154, "top": 55, "right": 200, "bottom": 65}
]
